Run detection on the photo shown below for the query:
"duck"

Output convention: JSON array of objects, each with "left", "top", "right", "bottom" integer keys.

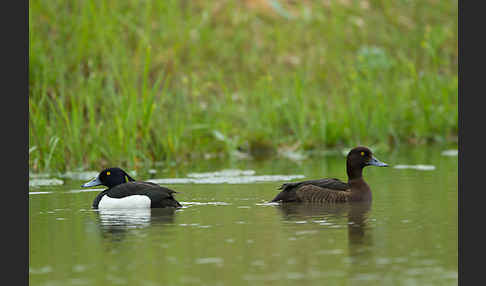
[
  {"left": 81, "top": 167, "right": 182, "bottom": 209},
  {"left": 270, "top": 146, "right": 388, "bottom": 203}
]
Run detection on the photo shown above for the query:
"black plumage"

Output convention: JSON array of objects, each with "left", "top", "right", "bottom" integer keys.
[{"left": 82, "top": 167, "right": 182, "bottom": 209}]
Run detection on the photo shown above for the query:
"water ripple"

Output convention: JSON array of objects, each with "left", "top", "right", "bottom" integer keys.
[
  {"left": 29, "top": 179, "right": 64, "bottom": 187},
  {"left": 393, "top": 164, "right": 436, "bottom": 171},
  {"left": 147, "top": 169, "right": 304, "bottom": 184}
]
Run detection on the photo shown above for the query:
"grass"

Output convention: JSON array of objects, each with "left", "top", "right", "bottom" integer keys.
[{"left": 29, "top": 0, "right": 458, "bottom": 172}]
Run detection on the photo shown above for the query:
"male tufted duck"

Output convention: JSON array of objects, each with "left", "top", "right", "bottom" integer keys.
[{"left": 82, "top": 167, "right": 182, "bottom": 209}]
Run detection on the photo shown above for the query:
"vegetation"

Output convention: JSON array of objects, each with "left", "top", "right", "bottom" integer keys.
[{"left": 29, "top": 0, "right": 458, "bottom": 172}]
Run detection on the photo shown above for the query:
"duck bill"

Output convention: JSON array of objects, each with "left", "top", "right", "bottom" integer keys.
[
  {"left": 367, "top": 156, "right": 388, "bottom": 167},
  {"left": 81, "top": 176, "right": 102, "bottom": 188}
]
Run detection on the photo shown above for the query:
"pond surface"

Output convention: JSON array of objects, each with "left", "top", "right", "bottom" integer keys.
[{"left": 29, "top": 146, "right": 458, "bottom": 286}]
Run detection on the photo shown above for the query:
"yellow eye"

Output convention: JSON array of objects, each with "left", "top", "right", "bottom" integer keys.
[
  {"left": 106, "top": 171, "right": 111, "bottom": 176},
  {"left": 360, "top": 152, "right": 365, "bottom": 156}
]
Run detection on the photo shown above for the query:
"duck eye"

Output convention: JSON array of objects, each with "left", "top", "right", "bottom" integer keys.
[
  {"left": 106, "top": 171, "right": 111, "bottom": 176},
  {"left": 360, "top": 152, "right": 365, "bottom": 156}
]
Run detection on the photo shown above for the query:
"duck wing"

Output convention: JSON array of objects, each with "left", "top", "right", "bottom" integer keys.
[
  {"left": 106, "top": 182, "right": 181, "bottom": 208},
  {"left": 270, "top": 178, "right": 350, "bottom": 203},
  {"left": 279, "top": 178, "right": 350, "bottom": 192},
  {"left": 295, "top": 184, "right": 351, "bottom": 203}
]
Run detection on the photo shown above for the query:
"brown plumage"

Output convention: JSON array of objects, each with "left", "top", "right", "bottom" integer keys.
[
  {"left": 270, "top": 146, "right": 388, "bottom": 203},
  {"left": 296, "top": 184, "right": 350, "bottom": 203}
]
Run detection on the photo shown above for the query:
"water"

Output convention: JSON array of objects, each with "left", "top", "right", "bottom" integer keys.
[{"left": 29, "top": 146, "right": 458, "bottom": 286}]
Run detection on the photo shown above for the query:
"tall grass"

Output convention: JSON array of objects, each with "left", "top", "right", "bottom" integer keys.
[{"left": 29, "top": 0, "right": 458, "bottom": 172}]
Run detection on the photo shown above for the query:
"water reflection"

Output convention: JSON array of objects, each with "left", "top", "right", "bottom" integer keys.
[
  {"left": 95, "top": 208, "right": 177, "bottom": 242},
  {"left": 346, "top": 202, "right": 372, "bottom": 249},
  {"left": 276, "top": 201, "right": 371, "bottom": 238},
  {"left": 276, "top": 201, "right": 375, "bottom": 281},
  {"left": 277, "top": 202, "right": 350, "bottom": 219},
  {"left": 345, "top": 203, "right": 377, "bottom": 284}
]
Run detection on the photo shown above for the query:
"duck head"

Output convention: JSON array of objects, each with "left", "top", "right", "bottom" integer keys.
[
  {"left": 81, "top": 167, "right": 135, "bottom": 188},
  {"left": 346, "top": 146, "right": 388, "bottom": 180}
]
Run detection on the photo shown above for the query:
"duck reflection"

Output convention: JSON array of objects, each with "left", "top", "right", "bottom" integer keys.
[
  {"left": 346, "top": 202, "right": 372, "bottom": 250},
  {"left": 277, "top": 202, "right": 351, "bottom": 219},
  {"left": 276, "top": 201, "right": 373, "bottom": 259},
  {"left": 345, "top": 203, "right": 376, "bottom": 286},
  {"left": 95, "top": 208, "right": 177, "bottom": 242}
]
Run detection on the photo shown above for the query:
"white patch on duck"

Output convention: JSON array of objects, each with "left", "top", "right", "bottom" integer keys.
[{"left": 98, "top": 194, "right": 151, "bottom": 209}]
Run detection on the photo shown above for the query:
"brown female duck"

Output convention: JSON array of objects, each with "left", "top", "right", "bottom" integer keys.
[{"left": 270, "top": 146, "right": 388, "bottom": 203}]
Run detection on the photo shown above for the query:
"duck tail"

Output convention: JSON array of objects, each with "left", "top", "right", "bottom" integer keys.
[
  {"left": 161, "top": 198, "right": 182, "bottom": 208},
  {"left": 269, "top": 188, "right": 298, "bottom": 203},
  {"left": 271, "top": 184, "right": 291, "bottom": 202},
  {"left": 278, "top": 182, "right": 299, "bottom": 191},
  {"left": 269, "top": 191, "right": 285, "bottom": 203}
]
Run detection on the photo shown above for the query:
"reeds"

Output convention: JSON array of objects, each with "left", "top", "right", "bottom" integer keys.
[{"left": 29, "top": 0, "right": 458, "bottom": 171}]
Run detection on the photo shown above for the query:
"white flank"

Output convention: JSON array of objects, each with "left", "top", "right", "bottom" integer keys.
[{"left": 98, "top": 195, "right": 151, "bottom": 209}]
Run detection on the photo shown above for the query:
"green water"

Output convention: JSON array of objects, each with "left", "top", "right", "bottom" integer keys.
[{"left": 29, "top": 146, "right": 458, "bottom": 286}]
